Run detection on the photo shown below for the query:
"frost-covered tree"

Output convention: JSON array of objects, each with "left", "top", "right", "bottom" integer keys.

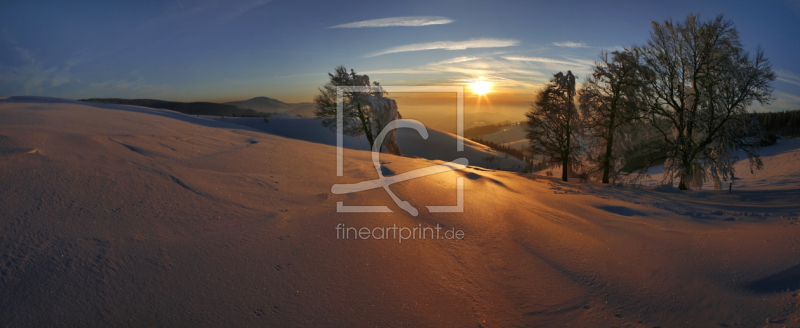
[
  {"left": 368, "top": 96, "right": 403, "bottom": 156},
  {"left": 314, "top": 66, "right": 402, "bottom": 154},
  {"left": 632, "top": 14, "right": 775, "bottom": 190},
  {"left": 579, "top": 50, "right": 644, "bottom": 184},
  {"left": 526, "top": 71, "right": 582, "bottom": 182}
]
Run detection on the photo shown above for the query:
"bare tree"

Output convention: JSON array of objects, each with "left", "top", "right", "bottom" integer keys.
[
  {"left": 526, "top": 71, "right": 582, "bottom": 182},
  {"left": 632, "top": 14, "right": 775, "bottom": 190},
  {"left": 314, "top": 65, "right": 401, "bottom": 153},
  {"left": 579, "top": 50, "right": 644, "bottom": 183}
]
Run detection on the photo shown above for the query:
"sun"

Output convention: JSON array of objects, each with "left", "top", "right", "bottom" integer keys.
[{"left": 470, "top": 80, "right": 492, "bottom": 95}]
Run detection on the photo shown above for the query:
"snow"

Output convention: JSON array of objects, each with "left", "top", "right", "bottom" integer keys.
[
  {"left": 1, "top": 96, "right": 800, "bottom": 327},
  {"left": 640, "top": 137, "right": 800, "bottom": 190},
  {"left": 218, "top": 116, "right": 527, "bottom": 171}
]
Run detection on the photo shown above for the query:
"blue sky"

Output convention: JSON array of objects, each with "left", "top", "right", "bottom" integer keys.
[{"left": 1, "top": 0, "right": 799, "bottom": 111}]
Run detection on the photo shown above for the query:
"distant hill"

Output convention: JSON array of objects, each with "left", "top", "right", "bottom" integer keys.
[
  {"left": 224, "top": 96, "right": 316, "bottom": 115},
  {"left": 464, "top": 122, "right": 519, "bottom": 138},
  {"left": 78, "top": 98, "right": 268, "bottom": 117},
  {"left": 427, "top": 112, "right": 514, "bottom": 134},
  {"left": 465, "top": 122, "right": 528, "bottom": 151},
  {"left": 480, "top": 123, "right": 527, "bottom": 144}
]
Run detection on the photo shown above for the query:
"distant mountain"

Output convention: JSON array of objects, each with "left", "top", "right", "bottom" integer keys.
[
  {"left": 224, "top": 96, "right": 315, "bottom": 115},
  {"left": 78, "top": 98, "right": 268, "bottom": 117}
]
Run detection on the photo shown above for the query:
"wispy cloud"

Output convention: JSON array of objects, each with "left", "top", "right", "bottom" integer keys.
[
  {"left": 0, "top": 34, "right": 74, "bottom": 95},
  {"left": 502, "top": 56, "right": 587, "bottom": 67},
  {"left": 776, "top": 69, "right": 800, "bottom": 87},
  {"left": 367, "top": 39, "right": 519, "bottom": 57},
  {"left": 603, "top": 45, "right": 626, "bottom": 52},
  {"left": 504, "top": 68, "right": 546, "bottom": 76},
  {"left": 330, "top": 16, "right": 454, "bottom": 28},
  {"left": 362, "top": 54, "right": 553, "bottom": 90},
  {"left": 430, "top": 56, "right": 479, "bottom": 65},
  {"left": 553, "top": 41, "right": 588, "bottom": 48},
  {"left": 765, "top": 90, "right": 800, "bottom": 111},
  {"left": 563, "top": 57, "right": 597, "bottom": 67},
  {"left": 88, "top": 78, "right": 170, "bottom": 95},
  {"left": 361, "top": 68, "right": 441, "bottom": 75},
  {"left": 222, "top": 0, "right": 273, "bottom": 22},
  {"left": 364, "top": 56, "right": 482, "bottom": 75}
]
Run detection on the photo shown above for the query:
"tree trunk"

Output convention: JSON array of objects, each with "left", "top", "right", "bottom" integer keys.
[
  {"left": 564, "top": 78, "right": 575, "bottom": 183},
  {"left": 355, "top": 103, "right": 374, "bottom": 149},
  {"left": 678, "top": 151, "right": 690, "bottom": 190},
  {"left": 602, "top": 107, "right": 616, "bottom": 184},
  {"left": 602, "top": 134, "right": 614, "bottom": 184},
  {"left": 563, "top": 130, "right": 570, "bottom": 182}
]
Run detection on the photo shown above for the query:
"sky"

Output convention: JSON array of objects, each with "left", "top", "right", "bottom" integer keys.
[{"left": 2, "top": 0, "right": 800, "bottom": 115}]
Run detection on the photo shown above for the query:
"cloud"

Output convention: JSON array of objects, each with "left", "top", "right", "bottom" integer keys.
[
  {"left": 222, "top": 0, "right": 274, "bottom": 22},
  {"left": 367, "top": 39, "right": 519, "bottom": 57},
  {"left": 764, "top": 90, "right": 800, "bottom": 111},
  {"left": 362, "top": 56, "right": 478, "bottom": 75},
  {"left": 360, "top": 49, "right": 604, "bottom": 93},
  {"left": 563, "top": 57, "right": 597, "bottom": 67},
  {"left": 361, "top": 68, "right": 442, "bottom": 75},
  {"left": 0, "top": 64, "right": 70, "bottom": 95},
  {"left": 502, "top": 56, "right": 587, "bottom": 67},
  {"left": 776, "top": 69, "right": 800, "bottom": 87},
  {"left": 0, "top": 34, "right": 74, "bottom": 95},
  {"left": 85, "top": 78, "right": 175, "bottom": 98},
  {"left": 603, "top": 45, "right": 626, "bottom": 52},
  {"left": 429, "top": 56, "right": 479, "bottom": 65},
  {"left": 362, "top": 55, "right": 552, "bottom": 90},
  {"left": 330, "top": 16, "right": 454, "bottom": 28},
  {"left": 504, "top": 68, "right": 546, "bottom": 76},
  {"left": 553, "top": 41, "right": 588, "bottom": 48}
]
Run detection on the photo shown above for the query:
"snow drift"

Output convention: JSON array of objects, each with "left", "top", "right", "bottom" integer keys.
[{"left": 1, "top": 96, "right": 799, "bottom": 327}]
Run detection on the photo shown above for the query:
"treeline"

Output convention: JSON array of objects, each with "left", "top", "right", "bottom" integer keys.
[
  {"left": 79, "top": 98, "right": 270, "bottom": 117},
  {"left": 751, "top": 110, "right": 800, "bottom": 136},
  {"left": 470, "top": 137, "right": 526, "bottom": 160},
  {"left": 470, "top": 137, "right": 549, "bottom": 173}
]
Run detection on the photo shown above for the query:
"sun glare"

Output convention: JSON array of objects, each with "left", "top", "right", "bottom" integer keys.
[{"left": 471, "top": 80, "right": 492, "bottom": 95}]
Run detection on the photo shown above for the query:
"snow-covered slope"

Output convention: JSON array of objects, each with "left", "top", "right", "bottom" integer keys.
[
  {"left": 1, "top": 96, "right": 799, "bottom": 327},
  {"left": 220, "top": 116, "right": 527, "bottom": 171}
]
